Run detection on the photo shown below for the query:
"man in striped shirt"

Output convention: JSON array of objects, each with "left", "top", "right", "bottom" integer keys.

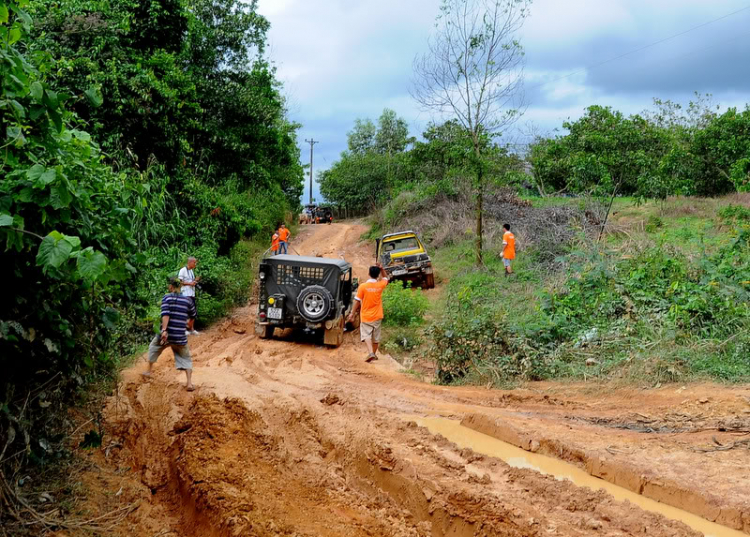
[{"left": 142, "top": 277, "right": 197, "bottom": 391}]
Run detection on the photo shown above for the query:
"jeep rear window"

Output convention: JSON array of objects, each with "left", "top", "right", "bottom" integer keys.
[
  {"left": 276, "top": 264, "right": 296, "bottom": 285},
  {"left": 383, "top": 237, "right": 419, "bottom": 253},
  {"left": 299, "top": 266, "right": 325, "bottom": 281},
  {"left": 275, "top": 265, "right": 326, "bottom": 285}
]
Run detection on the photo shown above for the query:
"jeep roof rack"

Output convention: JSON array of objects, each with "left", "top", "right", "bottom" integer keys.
[
  {"left": 381, "top": 230, "right": 417, "bottom": 240},
  {"left": 264, "top": 254, "right": 351, "bottom": 270}
]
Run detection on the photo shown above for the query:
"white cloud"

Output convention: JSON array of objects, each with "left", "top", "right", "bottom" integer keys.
[{"left": 257, "top": 0, "right": 750, "bottom": 184}]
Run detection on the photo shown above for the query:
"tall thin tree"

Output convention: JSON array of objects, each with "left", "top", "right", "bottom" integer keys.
[{"left": 412, "top": 0, "right": 530, "bottom": 264}]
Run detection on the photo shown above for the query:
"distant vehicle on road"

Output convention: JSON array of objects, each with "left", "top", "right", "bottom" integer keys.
[
  {"left": 376, "top": 230, "right": 435, "bottom": 289},
  {"left": 314, "top": 207, "right": 333, "bottom": 224}
]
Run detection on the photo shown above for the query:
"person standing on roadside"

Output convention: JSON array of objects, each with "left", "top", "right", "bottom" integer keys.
[
  {"left": 271, "top": 230, "right": 280, "bottom": 256},
  {"left": 278, "top": 223, "right": 291, "bottom": 254},
  {"left": 178, "top": 256, "right": 200, "bottom": 335},
  {"left": 347, "top": 264, "right": 389, "bottom": 363},
  {"left": 142, "top": 277, "right": 197, "bottom": 391},
  {"left": 502, "top": 223, "right": 516, "bottom": 276}
]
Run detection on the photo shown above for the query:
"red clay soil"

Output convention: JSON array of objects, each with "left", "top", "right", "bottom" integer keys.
[{"left": 49, "top": 223, "right": 750, "bottom": 537}]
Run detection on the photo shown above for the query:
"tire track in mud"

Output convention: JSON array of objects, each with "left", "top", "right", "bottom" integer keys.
[{"left": 92, "top": 223, "right": 748, "bottom": 536}]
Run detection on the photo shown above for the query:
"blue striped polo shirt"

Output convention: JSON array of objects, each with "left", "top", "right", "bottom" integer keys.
[{"left": 161, "top": 293, "right": 197, "bottom": 345}]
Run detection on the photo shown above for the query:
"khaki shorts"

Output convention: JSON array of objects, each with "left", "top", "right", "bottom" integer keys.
[
  {"left": 148, "top": 336, "right": 193, "bottom": 370},
  {"left": 360, "top": 321, "right": 382, "bottom": 343}
]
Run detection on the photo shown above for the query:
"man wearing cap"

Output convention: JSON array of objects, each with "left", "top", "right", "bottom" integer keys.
[{"left": 142, "top": 277, "right": 197, "bottom": 391}]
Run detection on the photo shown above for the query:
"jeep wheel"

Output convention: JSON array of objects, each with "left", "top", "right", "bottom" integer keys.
[
  {"left": 296, "top": 285, "right": 333, "bottom": 323},
  {"left": 424, "top": 273, "right": 435, "bottom": 289}
]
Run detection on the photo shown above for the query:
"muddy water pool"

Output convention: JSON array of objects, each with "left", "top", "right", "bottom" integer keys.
[{"left": 409, "top": 416, "right": 745, "bottom": 537}]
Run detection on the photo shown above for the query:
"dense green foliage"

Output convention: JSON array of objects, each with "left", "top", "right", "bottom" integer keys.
[
  {"left": 0, "top": 0, "right": 302, "bottom": 478},
  {"left": 31, "top": 0, "right": 302, "bottom": 202},
  {"left": 530, "top": 100, "right": 750, "bottom": 199}
]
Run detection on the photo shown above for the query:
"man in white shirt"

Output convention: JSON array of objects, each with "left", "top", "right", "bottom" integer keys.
[{"left": 178, "top": 256, "right": 201, "bottom": 336}]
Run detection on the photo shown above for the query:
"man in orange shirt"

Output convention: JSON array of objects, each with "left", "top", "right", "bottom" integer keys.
[
  {"left": 502, "top": 223, "right": 516, "bottom": 276},
  {"left": 348, "top": 264, "right": 388, "bottom": 362},
  {"left": 278, "top": 224, "right": 291, "bottom": 254}
]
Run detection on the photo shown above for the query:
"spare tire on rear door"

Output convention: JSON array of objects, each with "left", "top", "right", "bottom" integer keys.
[{"left": 296, "top": 285, "right": 333, "bottom": 323}]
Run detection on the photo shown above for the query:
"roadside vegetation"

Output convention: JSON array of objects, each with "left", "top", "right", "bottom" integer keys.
[
  {"left": 325, "top": 97, "right": 750, "bottom": 387},
  {"left": 0, "top": 0, "right": 302, "bottom": 527},
  {"left": 429, "top": 196, "right": 750, "bottom": 386}
]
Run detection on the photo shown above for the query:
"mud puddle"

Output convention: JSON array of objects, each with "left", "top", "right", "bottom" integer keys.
[{"left": 410, "top": 416, "right": 745, "bottom": 537}]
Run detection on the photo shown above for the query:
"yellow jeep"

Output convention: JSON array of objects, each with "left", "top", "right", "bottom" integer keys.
[{"left": 376, "top": 231, "right": 435, "bottom": 289}]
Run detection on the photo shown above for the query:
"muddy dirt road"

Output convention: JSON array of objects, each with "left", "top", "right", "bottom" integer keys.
[{"left": 71, "top": 223, "right": 750, "bottom": 537}]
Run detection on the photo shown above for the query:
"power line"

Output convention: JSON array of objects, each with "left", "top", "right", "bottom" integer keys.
[{"left": 526, "top": 4, "right": 750, "bottom": 91}]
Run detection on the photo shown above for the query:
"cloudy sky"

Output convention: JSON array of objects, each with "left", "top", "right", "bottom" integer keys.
[{"left": 256, "top": 0, "right": 750, "bottom": 203}]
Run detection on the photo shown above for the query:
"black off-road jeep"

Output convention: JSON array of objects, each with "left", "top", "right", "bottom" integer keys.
[
  {"left": 314, "top": 207, "right": 333, "bottom": 224},
  {"left": 255, "top": 254, "right": 358, "bottom": 347}
]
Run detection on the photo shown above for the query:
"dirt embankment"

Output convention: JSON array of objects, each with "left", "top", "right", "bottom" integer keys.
[{"left": 52, "top": 222, "right": 750, "bottom": 537}]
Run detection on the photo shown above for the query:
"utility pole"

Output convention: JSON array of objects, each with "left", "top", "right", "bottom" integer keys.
[{"left": 304, "top": 138, "right": 319, "bottom": 206}]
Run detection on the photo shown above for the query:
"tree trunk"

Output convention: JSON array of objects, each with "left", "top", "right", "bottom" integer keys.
[
  {"left": 532, "top": 171, "right": 546, "bottom": 197},
  {"left": 475, "top": 156, "right": 484, "bottom": 266},
  {"left": 597, "top": 179, "right": 621, "bottom": 242}
]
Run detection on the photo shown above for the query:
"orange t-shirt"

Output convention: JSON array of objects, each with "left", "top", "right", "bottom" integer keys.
[
  {"left": 271, "top": 233, "right": 280, "bottom": 252},
  {"left": 355, "top": 279, "right": 388, "bottom": 323},
  {"left": 278, "top": 228, "right": 290, "bottom": 241},
  {"left": 502, "top": 231, "right": 516, "bottom": 260}
]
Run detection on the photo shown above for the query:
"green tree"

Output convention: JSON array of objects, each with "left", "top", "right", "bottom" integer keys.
[
  {"left": 530, "top": 106, "right": 672, "bottom": 236},
  {"left": 375, "top": 108, "right": 410, "bottom": 195},
  {"left": 347, "top": 118, "right": 377, "bottom": 155},
  {"left": 680, "top": 107, "right": 750, "bottom": 195},
  {"left": 375, "top": 108, "right": 410, "bottom": 155},
  {"left": 412, "top": 0, "right": 531, "bottom": 265},
  {"left": 319, "top": 152, "right": 391, "bottom": 211}
]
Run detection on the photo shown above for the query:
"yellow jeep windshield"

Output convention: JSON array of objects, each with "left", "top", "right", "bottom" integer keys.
[{"left": 381, "top": 235, "right": 425, "bottom": 258}]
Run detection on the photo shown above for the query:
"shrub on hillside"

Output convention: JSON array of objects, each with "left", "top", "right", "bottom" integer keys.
[
  {"left": 382, "top": 284, "right": 429, "bottom": 327},
  {"left": 544, "top": 235, "right": 750, "bottom": 340},
  {"left": 427, "top": 297, "right": 554, "bottom": 384}
]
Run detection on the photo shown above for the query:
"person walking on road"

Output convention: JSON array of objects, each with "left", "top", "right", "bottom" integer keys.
[
  {"left": 178, "top": 256, "right": 200, "bottom": 335},
  {"left": 502, "top": 223, "right": 516, "bottom": 276},
  {"left": 271, "top": 230, "right": 280, "bottom": 256},
  {"left": 142, "top": 277, "right": 197, "bottom": 391},
  {"left": 278, "top": 224, "right": 291, "bottom": 254},
  {"left": 347, "top": 264, "right": 389, "bottom": 363}
]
